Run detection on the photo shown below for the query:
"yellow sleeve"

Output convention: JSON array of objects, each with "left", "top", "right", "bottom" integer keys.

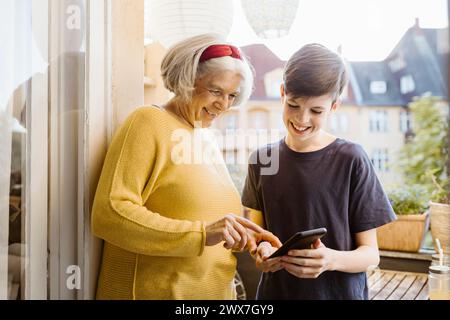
[
  {"left": 91, "top": 108, "right": 205, "bottom": 257},
  {"left": 244, "top": 206, "right": 265, "bottom": 229}
]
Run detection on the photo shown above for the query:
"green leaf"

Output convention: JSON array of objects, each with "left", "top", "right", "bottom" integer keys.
[{"left": 396, "top": 95, "right": 449, "bottom": 204}]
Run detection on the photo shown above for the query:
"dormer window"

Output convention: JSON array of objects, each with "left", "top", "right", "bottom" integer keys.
[
  {"left": 264, "top": 68, "right": 284, "bottom": 98},
  {"left": 400, "top": 75, "right": 415, "bottom": 94},
  {"left": 370, "top": 81, "right": 387, "bottom": 94},
  {"left": 388, "top": 55, "right": 406, "bottom": 73}
]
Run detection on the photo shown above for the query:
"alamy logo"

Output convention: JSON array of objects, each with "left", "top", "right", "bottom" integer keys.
[
  {"left": 66, "top": 265, "right": 81, "bottom": 290},
  {"left": 170, "top": 125, "right": 281, "bottom": 175},
  {"left": 66, "top": 5, "right": 81, "bottom": 30}
]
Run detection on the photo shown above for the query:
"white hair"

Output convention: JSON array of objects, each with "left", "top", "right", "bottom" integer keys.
[{"left": 161, "top": 33, "right": 254, "bottom": 106}]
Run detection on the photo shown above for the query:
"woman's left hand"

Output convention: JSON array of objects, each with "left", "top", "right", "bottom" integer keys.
[{"left": 280, "top": 239, "right": 336, "bottom": 279}]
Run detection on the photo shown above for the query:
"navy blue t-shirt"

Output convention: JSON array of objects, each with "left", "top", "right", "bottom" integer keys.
[{"left": 241, "top": 138, "right": 396, "bottom": 300}]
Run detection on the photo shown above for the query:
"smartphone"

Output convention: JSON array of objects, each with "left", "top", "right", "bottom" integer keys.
[{"left": 268, "top": 227, "right": 327, "bottom": 259}]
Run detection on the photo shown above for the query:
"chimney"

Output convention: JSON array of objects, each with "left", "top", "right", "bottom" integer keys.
[{"left": 413, "top": 17, "right": 423, "bottom": 35}]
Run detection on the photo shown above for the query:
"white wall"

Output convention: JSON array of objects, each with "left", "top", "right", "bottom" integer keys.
[
  {"left": 81, "top": 0, "right": 145, "bottom": 299},
  {"left": 111, "top": 0, "right": 144, "bottom": 129}
]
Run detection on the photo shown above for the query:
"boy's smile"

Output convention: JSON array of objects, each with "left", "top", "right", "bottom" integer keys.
[{"left": 289, "top": 122, "right": 312, "bottom": 136}]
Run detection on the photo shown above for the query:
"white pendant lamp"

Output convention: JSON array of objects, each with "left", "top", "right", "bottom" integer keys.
[
  {"left": 241, "top": 0, "right": 299, "bottom": 39},
  {"left": 146, "top": 0, "right": 234, "bottom": 48}
]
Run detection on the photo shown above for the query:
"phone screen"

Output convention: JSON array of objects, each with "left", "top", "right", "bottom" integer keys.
[{"left": 268, "top": 227, "right": 327, "bottom": 259}]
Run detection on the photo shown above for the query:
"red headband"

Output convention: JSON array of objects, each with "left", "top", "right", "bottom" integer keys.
[{"left": 199, "top": 45, "right": 243, "bottom": 62}]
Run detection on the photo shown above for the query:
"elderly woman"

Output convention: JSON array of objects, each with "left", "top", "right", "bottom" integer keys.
[{"left": 91, "top": 34, "right": 281, "bottom": 300}]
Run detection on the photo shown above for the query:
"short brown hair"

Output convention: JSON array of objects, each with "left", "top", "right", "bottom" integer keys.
[{"left": 283, "top": 43, "right": 348, "bottom": 102}]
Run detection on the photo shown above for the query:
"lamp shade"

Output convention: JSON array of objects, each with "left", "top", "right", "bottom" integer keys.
[
  {"left": 241, "top": 0, "right": 299, "bottom": 39},
  {"left": 145, "top": 0, "right": 234, "bottom": 48}
]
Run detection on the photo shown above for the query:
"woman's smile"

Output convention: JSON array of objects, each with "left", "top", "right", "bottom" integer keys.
[{"left": 203, "top": 107, "right": 218, "bottom": 119}]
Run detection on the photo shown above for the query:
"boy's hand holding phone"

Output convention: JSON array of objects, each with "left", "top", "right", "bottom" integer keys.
[
  {"left": 280, "top": 239, "right": 337, "bottom": 279},
  {"left": 252, "top": 241, "right": 284, "bottom": 273}
]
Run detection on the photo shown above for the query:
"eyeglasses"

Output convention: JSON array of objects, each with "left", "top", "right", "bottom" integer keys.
[{"left": 205, "top": 88, "right": 239, "bottom": 101}]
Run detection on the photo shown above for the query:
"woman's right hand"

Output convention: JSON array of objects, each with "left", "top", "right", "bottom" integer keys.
[
  {"left": 205, "top": 214, "right": 268, "bottom": 251},
  {"left": 253, "top": 241, "right": 283, "bottom": 273}
]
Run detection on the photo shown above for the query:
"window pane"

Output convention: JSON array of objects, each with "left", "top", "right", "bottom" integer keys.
[
  {"left": 1, "top": 0, "right": 42, "bottom": 299},
  {"left": 248, "top": 109, "right": 269, "bottom": 129},
  {"left": 1, "top": 0, "right": 86, "bottom": 300},
  {"left": 224, "top": 112, "right": 238, "bottom": 130}
]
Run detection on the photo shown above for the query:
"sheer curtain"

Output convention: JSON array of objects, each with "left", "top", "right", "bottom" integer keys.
[
  {"left": 0, "top": 0, "right": 48, "bottom": 299},
  {"left": 0, "top": 0, "right": 28, "bottom": 300},
  {"left": 0, "top": 10, "right": 13, "bottom": 295}
]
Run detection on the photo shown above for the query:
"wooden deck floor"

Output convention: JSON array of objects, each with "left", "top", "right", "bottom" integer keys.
[{"left": 368, "top": 269, "right": 429, "bottom": 300}]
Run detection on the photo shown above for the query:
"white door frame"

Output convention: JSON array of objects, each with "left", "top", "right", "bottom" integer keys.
[
  {"left": 78, "top": 0, "right": 112, "bottom": 299},
  {"left": 25, "top": 0, "right": 49, "bottom": 299}
]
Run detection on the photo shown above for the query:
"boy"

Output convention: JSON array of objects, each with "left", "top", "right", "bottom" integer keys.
[{"left": 242, "top": 44, "right": 396, "bottom": 299}]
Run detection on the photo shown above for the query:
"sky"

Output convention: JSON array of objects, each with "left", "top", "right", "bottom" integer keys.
[{"left": 228, "top": 0, "right": 449, "bottom": 61}]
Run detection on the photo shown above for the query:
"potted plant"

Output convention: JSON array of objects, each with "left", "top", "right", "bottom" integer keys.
[
  {"left": 428, "top": 172, "right": 450, "bottom": 254},
  {"left": 377, "top": 185, "right": 430, "bottom": 252},
  {"left": 397, "top": 94, "right": 450, "bottom": 253}
]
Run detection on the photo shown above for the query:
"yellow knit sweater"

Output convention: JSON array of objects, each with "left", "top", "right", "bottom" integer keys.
[{"left": 91, "top": 106, "right": 242, "bottom": 299}]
